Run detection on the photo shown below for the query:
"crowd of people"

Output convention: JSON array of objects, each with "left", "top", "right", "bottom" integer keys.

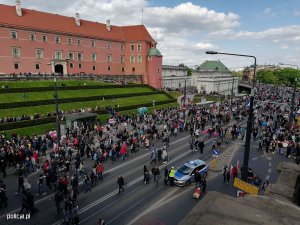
[{"left": 0, "top": 83, "right": 299, "bottom": 224}]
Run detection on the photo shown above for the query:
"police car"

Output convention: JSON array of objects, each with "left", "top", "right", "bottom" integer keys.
[{"left": 174, "top": 159, "right": 208, "bottom": 186}]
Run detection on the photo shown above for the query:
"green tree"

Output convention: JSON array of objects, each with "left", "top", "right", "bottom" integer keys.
[
  {"left": 274, "top": 68, "right": 300, "bottom": 86},
  {"left": 187, "top": 68, "right": 192, "bottom": 76},
  {"left": 232, "top": 71, "right": 243, "bottom": 78},
  {"left": 256, "top": 69, "right": 276, "bottom": 84}
]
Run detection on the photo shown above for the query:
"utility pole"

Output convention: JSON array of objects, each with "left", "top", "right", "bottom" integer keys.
[
  {"left": 289, "top": 78, "right": 297, "bottom": 130},
  {"left": 183, "top": 77, "right": 187, "bottom": 121},
  {"left": 54, "top": 76, "right": 61, "bottom": 146},
  {"left": 206, "top": 51, "right": 257, "bottom": 182},
  {"left": 231, "top": 75, "right": 234, "bottom": 106}
]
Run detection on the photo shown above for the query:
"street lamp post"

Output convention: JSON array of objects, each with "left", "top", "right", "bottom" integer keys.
[
  {"left": 206, "top": 51, "right": 257, "bottom": 182},
  {"left": 231, "top": 75, "right": 234, "bottom": 106},
  {"left": 279, "top": 63, "right": 299, "bottom": 70},
  {"left": 289, "top": 78, "right": 297, "bottom": 130},
  {"left": 183, "top": 77, "right": 187, "bottom": 121},
  {"left": 54, "top": 76, "right": 61, "bottom": 146}
]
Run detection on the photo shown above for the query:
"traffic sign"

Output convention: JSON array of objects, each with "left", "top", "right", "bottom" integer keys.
[{"left": 212, "top": 149, "right": 218, "bottom": 157}]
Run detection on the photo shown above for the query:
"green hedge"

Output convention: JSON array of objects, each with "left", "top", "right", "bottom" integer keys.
[
  {"left": 0, "top": 99, "right": 176, "bottom": 131},
  {"left": 0, "top": 91, "right": 165, "bottom": 109},
  {"left": 0, "top": 84, "right": 149, "bottom": 94},
  {"left": 0, "top": 117, "right": 56, "bottom": 131}
]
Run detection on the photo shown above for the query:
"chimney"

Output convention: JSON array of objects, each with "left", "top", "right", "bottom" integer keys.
[
  {"left": 15, "top": 0, "right": 22, "bottom": 17},
  {"left": 75, "top": 12, "right": 80, "bottom": 26},
  {"left": 106, "top": 19, "right": 111, "bottom": 31}
]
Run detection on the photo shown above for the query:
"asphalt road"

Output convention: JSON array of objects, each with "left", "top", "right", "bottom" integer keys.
[
  {"left": 1, "top": 124, "right": 231, "bottom": 225},
  {"left": 0, "top": 99, "right": 296, "bottom": 225}
]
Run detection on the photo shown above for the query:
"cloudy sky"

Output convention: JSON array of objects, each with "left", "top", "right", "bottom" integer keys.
[{"left": 3, "top": 0, "right": 300, "bottom": 69}]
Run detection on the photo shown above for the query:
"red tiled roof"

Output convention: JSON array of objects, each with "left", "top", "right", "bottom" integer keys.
[
  {"left": 122, "top": 25, "right": 156, "bottom": 43},
  {"left": 0, "top": 4, "right": 155, "bottom": 43}
]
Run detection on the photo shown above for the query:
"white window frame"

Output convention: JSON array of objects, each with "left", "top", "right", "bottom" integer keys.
[
  {"left": 12, "top": 47, "right": 20, "bottom": 58},
  {"left": 77, "top": 38, "right": 81, "bottom": 46},
  {"left": 10, "top": 31, "right": 17, "bottom": 39},
  {"left": 55, "top": 36, "right": 61, "bottom": 44},
  {"left": 130, "top": 44, "right": 134, "bottom": 51},
  {"left": 121, "top": 55, "right": 125, "bottom": 63},
  {"left": 67, "top": 37, "right": 72, "bottom": 45},
  {"left": 55, "top": 51, "right": 62, "bottom": 60},
  {"left": 30, "top": 33, "right": 36, "bottom": 41},
  {"left": 137, "top": 55, "right": 142, "bottom": 63},
  {"left": 42, "top": 35, "right": 48, "bottom": 42},
  {"left": 130, "top": 55, "right": 135, "bottom": 63},
  {"left": 14, "top": 63, "right": 19, "bottom": 69},
  {"left": 91, "top": 40, "right": 96, "bottom": 47},
  {"left": 68, "top": 52, "right": 74, "bottom": 60},
  {"left": 137, "top": 43, "right": 142, "bottom": 51},
  {"left": 77, "top": 52, "right": 83, "bottom": 61},
  {"left": 107, "top": 42, "right": 111, "bottom": 49},
  {"left": 107, "top": 54, "right": 112, "bottom": 63},
  {"left": 121, "top": 44, "right": 125, "bottom": 50},
  {"left": 35, "top": 49, "right": 43, "bottom": 59},
  {"left": 91, "top": 53, "right": 97, "bottom": 62}
]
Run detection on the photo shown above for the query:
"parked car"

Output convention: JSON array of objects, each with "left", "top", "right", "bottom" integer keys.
[{"left": 174, "top": 159, "right": 208, "bottom": 186}]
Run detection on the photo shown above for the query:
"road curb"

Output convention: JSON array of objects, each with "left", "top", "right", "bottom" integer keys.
[{"left": 208, "top": 143, "right": 241, "bottom": 173}]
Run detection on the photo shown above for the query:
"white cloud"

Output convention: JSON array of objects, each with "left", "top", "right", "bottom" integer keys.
[
  {"left": 280, "top": 45, "right": 289, "bottom": 50},
  {"left": 209, "top": 25, "right": 300, "bottom": 46},
  {"left": 195, "top": 42, "right": 216, "bottom": 50},
  {"left": 264, "top": 8, "right": 272, "bottom": 14},
  {"left": 1, "top": 0, "right": 300, "bottom": 69},
  {"left": 294, "top": 10, "right": 300, "bottom": 16},
  {"left": 143, "top": 2, "right": 239, "bottom": 34}
]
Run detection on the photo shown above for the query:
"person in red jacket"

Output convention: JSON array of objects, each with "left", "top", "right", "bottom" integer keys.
[
  {"left": 96, "top": 163, "right": 104, "bottom": 179},
  {"left": 120, "top": 143, "right": 127, "bottom": 160}
]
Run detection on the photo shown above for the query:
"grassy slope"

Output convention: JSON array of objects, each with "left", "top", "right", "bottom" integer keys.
[
  {"left": 6, "top": 102, "right": 179, "bottom": 137},
  {"left": 0, "top": 87, "right": 152, "bottom": 103},
  {"left": 0, "top": 80, "right": 106, "bottom": 88},
  {"left": 0, "top": 94, "right": 170, "bottom": 118}
]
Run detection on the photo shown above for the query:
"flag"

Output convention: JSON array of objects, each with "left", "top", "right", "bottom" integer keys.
[{"left": 237, "top": 160, "right": 240, "bottom": 171}]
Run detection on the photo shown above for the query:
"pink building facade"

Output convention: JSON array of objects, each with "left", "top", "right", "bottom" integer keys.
[{"left": 0, "top": 1, "right": 163, "bottom": 88}]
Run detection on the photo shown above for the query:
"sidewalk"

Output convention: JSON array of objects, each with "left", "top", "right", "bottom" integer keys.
[{"left": 208, "top": 141, "right": 242, "bottom": 173}]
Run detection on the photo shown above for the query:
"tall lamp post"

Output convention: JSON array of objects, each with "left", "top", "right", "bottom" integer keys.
[
  {"left": 279, "top": 63, "right": 299, "bottom": 130},
  {"left": 231, "top": 75, "right": 235, "bottom": 106},
  {"left": 206, "top": 51, "right": 257, "bottom": 182},
  {"left": 54, "top": 76, "right": 61, "bottom": 146},
  {"left": 183, "top": 77, "right": 187, "bottom": 121},
  {"left": 289, "top": 78, "right": 297, "bottom": 130}
]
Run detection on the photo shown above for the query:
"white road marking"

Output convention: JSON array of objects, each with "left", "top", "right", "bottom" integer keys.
[
  {"left": 252, "top": 157, "right": 258, "bottom": 161},
  {"left": 269, "top": 162, "right": 272, "bottom": 167},
  {"left": 268, "top": 168, "right": 272, "bottom": 174},
  {"left": 0, "top": 134, "right": 193, "bottom": 221}
]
